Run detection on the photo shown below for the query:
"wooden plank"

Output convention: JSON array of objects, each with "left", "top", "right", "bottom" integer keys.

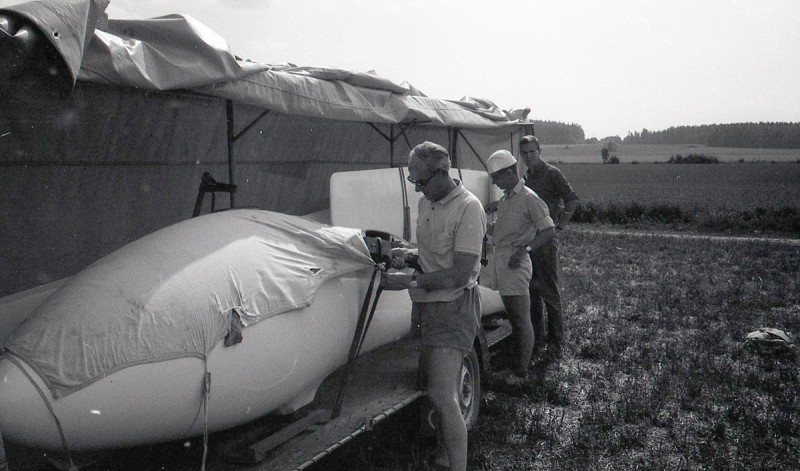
[{"left": 233, "top": 409, "right": 332, "bottom": 464}]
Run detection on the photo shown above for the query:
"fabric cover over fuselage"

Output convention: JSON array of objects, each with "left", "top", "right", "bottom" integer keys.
[{"left": 5, "top": 209, "right": 374, "bottom": 397}]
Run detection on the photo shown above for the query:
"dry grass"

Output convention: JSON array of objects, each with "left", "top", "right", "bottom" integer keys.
[{"left": 470, "top": 230, "right": 800, "bottom": 470}]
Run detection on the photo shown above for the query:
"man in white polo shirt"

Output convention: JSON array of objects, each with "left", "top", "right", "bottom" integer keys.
[
  {"left": 381, "top": 141, "right": 486, "bottom": 471},
  {"left": 485, "top": 149, "right": 555, "bottom": 381}
]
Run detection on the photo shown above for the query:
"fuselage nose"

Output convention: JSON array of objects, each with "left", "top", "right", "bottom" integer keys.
[{"left": 0, "top": 357, "right": 63, "bottom": 451}]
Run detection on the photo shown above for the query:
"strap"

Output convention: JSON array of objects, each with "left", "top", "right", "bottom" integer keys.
[{"left": 333, "top": 265, "right": 381, "bottom": 417}]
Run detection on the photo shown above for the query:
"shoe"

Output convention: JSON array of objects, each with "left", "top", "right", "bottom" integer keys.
[
  {"left": 531, "top": 346, "right": 546, "bottom": 362},
  {"left": 546, "top": 343, "right": 562, "bottom": 360},
  {"left": 494, "top": 369, "right": 526, "bottom": 386}
]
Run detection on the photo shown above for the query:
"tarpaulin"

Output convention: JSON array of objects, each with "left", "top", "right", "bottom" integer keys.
[
  {"left": 1, "top": 0, "right": 528, "bottom": 128},
  {"left": 5, "top": 209, "right": 374, "bottom": 396}
]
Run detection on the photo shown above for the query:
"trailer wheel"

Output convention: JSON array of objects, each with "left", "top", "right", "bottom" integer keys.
[
  {"left": 459, "top": 347, "right": 481, "bottom": 430},
  {"left": 425, "top": 346, "right": 481, "bottom": 432}
]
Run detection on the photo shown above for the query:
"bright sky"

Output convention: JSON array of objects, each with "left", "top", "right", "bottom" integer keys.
[{"left": 10, "top": 0, "right": 800, "bottom": 139}]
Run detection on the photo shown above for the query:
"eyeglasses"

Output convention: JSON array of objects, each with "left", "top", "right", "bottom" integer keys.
[{"left": 407, "top": 170, "right": 442, "bottom": 188}]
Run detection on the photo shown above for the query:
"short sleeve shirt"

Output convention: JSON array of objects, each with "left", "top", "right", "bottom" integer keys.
[
  {"left": 524, "top": 161, "right": 578, "bottom": 220},
  {"left": 411, "top": 181, "right": 486, "bottom": 303},
  {"left": 493, "top": 179, "right": 554, "bottom": 248}
]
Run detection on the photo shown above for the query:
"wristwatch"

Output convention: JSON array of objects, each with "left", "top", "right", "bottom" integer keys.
[
  {"left": 525, "top": 246, "right": 532, "bottom": 252},
  {"left": 409, "top": 271, "right": 418, "bottom": 288}
]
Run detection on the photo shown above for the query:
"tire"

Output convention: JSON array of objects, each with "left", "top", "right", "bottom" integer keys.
[{"left": 459, "top": 346, "right": 481, "bottom": 430}]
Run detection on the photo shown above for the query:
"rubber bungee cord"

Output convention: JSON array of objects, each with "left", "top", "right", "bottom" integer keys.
[
  {"left": 4, "top": 354, "right": 78, "bottom": 471},
  {"left": 201, "top": 361, "right": 211, "bottom": 471}
]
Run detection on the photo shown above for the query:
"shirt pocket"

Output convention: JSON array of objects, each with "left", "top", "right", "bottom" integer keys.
[{"left": 428, "top": 231, "right": 455, "bottom": 256}]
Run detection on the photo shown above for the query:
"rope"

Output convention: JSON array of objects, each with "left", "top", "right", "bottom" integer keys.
[
  {"left": 5, "top": 354, "right": 78, "bottom": 470},
  {"left": 201, "top": 365, "right": 211, "bottom": 471}
]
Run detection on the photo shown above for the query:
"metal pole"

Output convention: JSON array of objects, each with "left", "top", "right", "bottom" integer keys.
[
  {"left": 389, "top": 124, "right": 394, "bottom": 167},
  {"left": 226, "top": 100, "right": 237, "bottom": 208},
  {"left": 448, "top": 128, "right": 458, "bottom": 168}
]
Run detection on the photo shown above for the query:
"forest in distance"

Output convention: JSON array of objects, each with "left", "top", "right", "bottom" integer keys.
[{"left": 532, "top": 120, "right": 800, "bottom": 149}]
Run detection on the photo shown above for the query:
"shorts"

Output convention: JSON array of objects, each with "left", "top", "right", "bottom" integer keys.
[
  {"left": 488, "top": 246, "right": 533, "bottom": 296},
  {"left": 411, "top": 288, "right": 481, "bottom": 353}
]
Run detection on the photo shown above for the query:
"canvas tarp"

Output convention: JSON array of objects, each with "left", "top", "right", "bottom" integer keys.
[
  {"left": 1, "top": 0, "right": 527, "bottom": 127},
  {"left": 0, "top": 0, "right": 531, "bottom": 298},
  {"left": 5, "top": 209, "right": 375, "bottom": 396}
]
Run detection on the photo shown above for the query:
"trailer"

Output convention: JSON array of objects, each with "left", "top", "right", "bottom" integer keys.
[{"left": 1, "top": 273, "right": 512, "bottom": 471}]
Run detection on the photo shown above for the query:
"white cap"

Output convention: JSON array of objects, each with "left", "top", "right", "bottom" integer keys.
[{"left": 486, "top": 150, "right": 517, "bottom": 174}]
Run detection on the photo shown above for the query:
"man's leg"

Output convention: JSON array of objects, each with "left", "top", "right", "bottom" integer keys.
[
  {"left": 529, "top": 252, "right": 547, "bottom": 354},
  {"left": 501, "top": 295, "right": 534, "bottom": 376},
  {"left": 426, "top": 347, "right": 469, "bottom": 471},
  {"left": 536, "top": 241, "right": 564, "bottom": 355}
]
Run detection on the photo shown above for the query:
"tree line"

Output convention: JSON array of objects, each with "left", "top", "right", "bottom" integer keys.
[
  {"left": 532, "top": 121, "right": 800, "bottom": 149},
  {"left": 530, "top": 120, "right": 586, "bottom": 144},
  {"left": 623, "top": 122, "right": 800, "bottom": 148}
]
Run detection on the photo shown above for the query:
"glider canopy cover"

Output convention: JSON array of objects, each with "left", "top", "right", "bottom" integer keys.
[
  {"left": 0, "top": 0, "right": 530, "bottom": 127},
  {"left": 5, "top": 209, "right": 375, "bottom": 397}
]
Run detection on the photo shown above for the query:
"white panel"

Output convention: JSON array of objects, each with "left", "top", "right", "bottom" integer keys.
[{"left": 331, "top": 167, "right": 500, "bottom": 244}]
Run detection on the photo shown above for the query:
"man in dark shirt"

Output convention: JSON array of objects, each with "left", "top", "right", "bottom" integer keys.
[{"left": 520, "top": 135, "right": 579, "bottom": 360}]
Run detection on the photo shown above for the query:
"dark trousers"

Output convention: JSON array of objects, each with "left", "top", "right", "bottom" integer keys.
[{"left": 529, "top": 238, "right": 563, "bottom": 350}]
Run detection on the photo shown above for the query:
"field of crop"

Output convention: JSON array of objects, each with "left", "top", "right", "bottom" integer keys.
[
  {"left": 541, "top": 143, "right": 800, "bottom": 164},
  {"left": 559, "top": 162, "right": 800, "bottom": 211},
  {"left": 321, "top": 230, "right": 800, "bottom": 470}
]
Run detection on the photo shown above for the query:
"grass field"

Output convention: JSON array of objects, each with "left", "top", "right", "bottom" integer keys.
[
  {"left": 541, "top": 143, "right": 800, "bottom": 164},
  {"left": 559, "top": 162, "right": 800, "bottom": 211},
  {"left": 530, "top": 145, "right": 800, "bottom": 237},
  {"left": 322, "top": 229, "right": 800, "bottom": 470},
  {"left": 468, "top": 230, "right": 800, "bottom": 470}
]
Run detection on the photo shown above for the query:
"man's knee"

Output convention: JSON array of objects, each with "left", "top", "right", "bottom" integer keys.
[{"left": 426, "top": 386, "right": 455, "bottom": 409}]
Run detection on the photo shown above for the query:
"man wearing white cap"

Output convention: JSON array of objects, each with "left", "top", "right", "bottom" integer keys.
[{"left": 485, "top": 149, "right": 555, "bottom": 381}]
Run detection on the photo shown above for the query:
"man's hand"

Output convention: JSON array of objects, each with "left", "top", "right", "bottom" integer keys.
[
  {"left": 380, "top": 271, "right": 413, "bottom": 291},
  {"left": 389, "top": 247, "right": 417, "bottom": 270},
  {"left": 508, "top": 248, "right": 527, "bottom": 269}
]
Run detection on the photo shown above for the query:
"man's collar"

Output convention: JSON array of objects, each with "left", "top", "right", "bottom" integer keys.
[
  {"left": 434, "top": 179, "right": 464, "bottom": 205},
  {"left": 526, "top": 160, "right": 547, "bottom": 174},
  {"left": 503, "top": 179, "right": 526, "bottom": 197}
]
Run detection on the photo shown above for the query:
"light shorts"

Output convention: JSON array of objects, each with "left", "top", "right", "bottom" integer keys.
[
  {"left": 489, "top": 246, "right": 533, "bottom": 296},
  {"left": 411, "top": 287, "right": 481, "bottom": 353}
]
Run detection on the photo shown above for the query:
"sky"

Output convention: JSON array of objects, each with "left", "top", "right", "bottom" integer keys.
[{"left": 9, "top": 0, "right": 800, "bottom": 139}]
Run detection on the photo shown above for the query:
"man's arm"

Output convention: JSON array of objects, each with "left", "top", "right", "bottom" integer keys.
[
  {"left": 508, "top": 226, "right": 556, "bottom": 269},
  {"left": 552, "top": 167, "right": 578, "bottom": 230},
  {"left": 558, "top": 198, "right": 578, "bottom": 230},
  {"left": 380, "top": 252, "right": 479, "bottom": 291}
]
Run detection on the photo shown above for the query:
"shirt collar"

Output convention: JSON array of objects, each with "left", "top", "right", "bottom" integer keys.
[
  {"left": 503, "top": 179, "right": 526, "bottom": 198},
  {"left": 526, "top": 160, "right": 547, "bottom": 176},
  {"left": 433, "top": 179, "right": 465, "bottom": 206}
]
